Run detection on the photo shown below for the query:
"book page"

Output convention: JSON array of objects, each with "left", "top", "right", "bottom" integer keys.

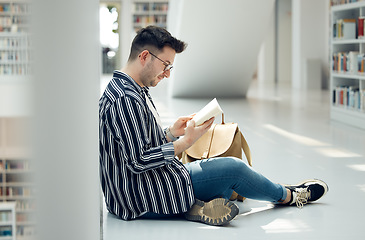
[{"left": 192, "top": 98, "right": 223, "bottom": 126}]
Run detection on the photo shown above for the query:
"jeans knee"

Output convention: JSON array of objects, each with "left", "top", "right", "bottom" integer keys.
[{"left": 218, "top": 157, "right": 250, "bottom": 176}]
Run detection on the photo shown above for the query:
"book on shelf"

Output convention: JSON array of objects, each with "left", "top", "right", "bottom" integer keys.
[
  {"left": 17, "top": 225, "right": 35, "bottom": 238},
  {"left": 331, "top": 51, "right": 365, "bottom": 74},
  {"left": 0, "top": 226, "right": 12, "bottom": 237},
  {"left": 0, "top": 4, "right": 11, "bottom": 13},
  {"left": 333, "top": 19, "right": 356, "bottom": 39},
  {"left": 333, "top": 86, "right": 365, "bottom": 111},
  {"left": 331, "top": 0, "right": 361, "bottom": 6},
  {"left": 358, "top": 17, "right": 365, "bottom": 38},
  {"left": 0, "top": 211, "right": 12, "bottom": 222}
]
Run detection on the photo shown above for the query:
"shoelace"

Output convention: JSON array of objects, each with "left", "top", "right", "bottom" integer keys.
[{"left": 294, "top": 187, "right": 311, "bottom": 209}]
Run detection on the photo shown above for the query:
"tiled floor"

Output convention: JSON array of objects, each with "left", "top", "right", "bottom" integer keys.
[{"left": 101, "top": 76, "right": 365, "bottom": 239}]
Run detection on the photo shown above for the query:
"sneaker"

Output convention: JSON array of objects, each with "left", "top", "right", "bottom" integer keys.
[
  {"left": 284, "top": 179, "right": 329, "bottom": 208},
  {"left": 184, "top": 198, "right": 239, "bottom": 226}
]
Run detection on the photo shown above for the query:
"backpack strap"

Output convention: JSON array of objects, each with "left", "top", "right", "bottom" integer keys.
[
  {"left": 201, "top": 124, "right": 217, "bottom": 159},
  {"left": 240, "top": 131, "right": 252, "bottom": 166}
]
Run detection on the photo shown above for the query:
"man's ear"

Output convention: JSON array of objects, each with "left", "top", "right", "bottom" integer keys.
[{"left": 139, "top": 50, "right": 150, "bottom": 66}]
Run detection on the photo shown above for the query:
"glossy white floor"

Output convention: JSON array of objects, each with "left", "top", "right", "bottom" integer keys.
[{"left": 101, "top": 77, "right": 365, "bottom": 240}]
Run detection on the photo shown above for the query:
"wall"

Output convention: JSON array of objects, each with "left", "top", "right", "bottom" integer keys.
[
  {"left": 257, "top": 10, "right": 275, "bottom": 85},
  {"left": 168, "top": 0, "right": 275, "bottom": 98}
]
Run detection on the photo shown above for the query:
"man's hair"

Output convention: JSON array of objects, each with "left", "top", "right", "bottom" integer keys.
[{"left": 128, "top": 26, "right": 187, "bottom": 61}]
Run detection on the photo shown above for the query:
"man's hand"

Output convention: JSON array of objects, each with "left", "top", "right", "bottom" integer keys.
[
  {"left": 169, "top": 115, "right": 193, "bottom": 138},
  {"left": 173, "top": 117, "right": 215, "bottom": 156}
]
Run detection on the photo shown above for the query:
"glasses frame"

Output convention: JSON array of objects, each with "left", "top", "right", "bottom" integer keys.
[{"left": 148, "top": 51, "right": 173, "bottom": 72}]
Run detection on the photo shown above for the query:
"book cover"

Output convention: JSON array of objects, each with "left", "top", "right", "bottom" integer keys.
[
  {"left": 349, "top": 51, "right": 359, "bottom": 72},
  {"left": 337, "top": 19, "right": 343, "bottom": 38},
  {"left": 358, "top": 17, "right": 364, "bottom": 38},
  {"left": 342, "top": 19, "right": 356, "bottom": 39},
  {"left": 361, "top": 89, "right": 365, "bottom": 111}
]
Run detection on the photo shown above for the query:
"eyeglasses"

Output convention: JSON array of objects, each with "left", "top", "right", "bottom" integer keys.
[{"left": 148, "top": 51, "right": 173, "bottom": 72}]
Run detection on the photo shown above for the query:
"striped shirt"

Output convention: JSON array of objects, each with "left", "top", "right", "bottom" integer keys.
[{"left": 99, "top": 71, "right": 195, "bottom": 220}]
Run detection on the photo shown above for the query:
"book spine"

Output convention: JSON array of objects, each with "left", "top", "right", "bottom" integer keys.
[
  {"left": 333, "top": 86, "right": 365, "bottom": 111},
  {"left": 358, "top": 17, "right": 364, "bottom": 38}
]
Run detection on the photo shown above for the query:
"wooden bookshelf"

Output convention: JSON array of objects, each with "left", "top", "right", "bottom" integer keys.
[{"left": 330, "top": 1, "right": 365, "bottom": 129}]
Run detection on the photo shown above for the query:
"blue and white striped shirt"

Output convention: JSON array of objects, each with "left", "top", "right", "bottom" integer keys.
[{"left": 99, "top": 71, "right": 195, "bottom": 220}]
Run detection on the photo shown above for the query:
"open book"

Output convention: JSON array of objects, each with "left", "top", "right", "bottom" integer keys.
[{"left": 192, "top": 98, "right": 223, "bottom": 126}]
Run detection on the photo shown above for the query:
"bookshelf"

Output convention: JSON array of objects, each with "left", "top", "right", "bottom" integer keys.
[
  {"left": 331, "top": 1, "right": 365, "bottom": 129},
  {"left": 0, "top": 0, "right": 31, "bottom": 82},
  {"left": 0, "top": 202, "right": 15, "bottom": 240},
  {"left": 132, "top": 0, "right": 169, "bottom": 32},
  {"left": 0, "top": 118, "right": 34, "bottom": 240}
]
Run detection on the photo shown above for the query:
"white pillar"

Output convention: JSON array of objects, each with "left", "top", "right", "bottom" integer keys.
[
  {"left": 257, "top": 15, "right": 275, "bottom": 85},
  {"left": 120, "top": 0, "right": 133, "bottom": 67},
  {"left": 32, "top": 0, "right": 100, "bottom": 240},
  {"left": 292, "top": 0, "right": 329, "bottom": 89}
]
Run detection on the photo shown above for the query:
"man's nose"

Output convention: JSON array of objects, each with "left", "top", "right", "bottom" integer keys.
[{"left": 163, "top": 69, "right": 171, "bottom": 78}]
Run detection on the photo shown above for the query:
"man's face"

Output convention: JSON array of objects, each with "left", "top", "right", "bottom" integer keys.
[{"left": 140, "top": 46, "right": 176, "bottom": 87}]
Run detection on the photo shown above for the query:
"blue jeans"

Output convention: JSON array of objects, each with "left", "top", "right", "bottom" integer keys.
[
  {"left": 141, "top": 157, "right": 287, "bottom": 219},
  {"left": 185, "top": 157, "right": 286, "bottom": 202}
]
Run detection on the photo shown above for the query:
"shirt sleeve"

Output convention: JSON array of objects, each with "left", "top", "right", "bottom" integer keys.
[{"left": 104, "top": 96, "right": 175, "bottom": 174}]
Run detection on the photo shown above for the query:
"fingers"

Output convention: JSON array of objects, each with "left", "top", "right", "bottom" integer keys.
[
  {"left": 199, "top": 117, "right": 215, "bottom": 129},
  {"left": 179, "top": 115, "right": 194, "bottom": 121},
  {"left": 187, "top": 119, "right": 196, "bottom": 128},
  {"left": 175, "top": 116, "right": 193, "bottom": 126}
]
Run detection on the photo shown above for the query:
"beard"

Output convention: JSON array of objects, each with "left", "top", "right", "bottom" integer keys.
[{"left": 140, "top": 61, "right": 161, "bottom": 87}]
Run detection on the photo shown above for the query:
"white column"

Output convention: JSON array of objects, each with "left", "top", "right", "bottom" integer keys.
[
  {"left": 120, "top": 0, "right": 133, "bottom": 66},
  {"left": 32, "top": 0, "right": 100, "bottom": 240},
  {"left": 292, "top": 0, "right": 303, "bottom": 89},
  {"left": 292, "top": 0, "right": 329, "bottom": 89},
  {"left": 257, "top": 13, "right": 275, "bottom": 85}
]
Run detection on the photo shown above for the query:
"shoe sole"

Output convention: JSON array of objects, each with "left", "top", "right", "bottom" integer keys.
[
  {"left": 284, "top": 179, "right": 329, "bottom": 202},
  {"left": 185, "top": 198, "right": 239, "bottom": 226}
]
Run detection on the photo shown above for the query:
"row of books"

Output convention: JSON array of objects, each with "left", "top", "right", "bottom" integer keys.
[
  {"left": 0, "top": 16, "right": 27, "bottom": 26},
  {"left": 333, "top": 16, "right": 365, "bottom": 40},
  {"left": 16, "top": 200, "right": 35, "bottom": 211},
  {"left": 331, "top": 51, "right": 365, "bottom": 73},
  {"left": 331, "top": 0, "right": 362, "bottom": 5},
  {"left": 16, "top": 212, "right": 34, "bottom": 222},
  {"left": 0, "top": 50, "right": 29, "bottom": 62},
  {"left": 0, "top": 37, "right": 23, "bottom": 48},
  {"left": 0, "top": 16, "right": 12, "bottom": 26},
  {"left": 0, "top": 227, "right": 12, "bottom": 237},
  {"left": 0, "top": 37, "right": 27, "bottom": 49},
  {"left": 0, "top": 161, "right": 30, "bottom": 171},
  {"left": 134, "top": 3, "right": 168, "bottom": 12},
  {"left": 3, "top": 187, "right": 32, "bottom": 197},
  {"left": 133, "top": 15, "right": 167, "bottom": 25},
  {"left": 333, "top": 86, "right": 365, "bottom": 110},
  {"left": 333, "top": 18, "right": 356, "bottom": 39},
  {"left": 0, "top": 64, "right": 30, "bottom": 75},
  {"left": 0, "top": 3, "right": 29, "bottom": 14},
  {"left": 17, "top": 225, "right": 35, "bottom": 237},
  {"left": 0, "top": 211, "right": 12, "bottom": 222}
]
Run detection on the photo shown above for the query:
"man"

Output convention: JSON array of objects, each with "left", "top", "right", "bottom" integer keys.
[{"left": 99, "top": 26, "right": 328, "bottom": 226}]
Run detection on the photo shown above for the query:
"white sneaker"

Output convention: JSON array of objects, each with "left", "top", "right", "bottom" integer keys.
[{"left": 284, "top": 179, "right": 329, "bottom": 208}]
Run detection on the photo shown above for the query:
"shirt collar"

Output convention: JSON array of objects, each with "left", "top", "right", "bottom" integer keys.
[{"left": 113, "top": 70, "right": 149, "bottom": 95}]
